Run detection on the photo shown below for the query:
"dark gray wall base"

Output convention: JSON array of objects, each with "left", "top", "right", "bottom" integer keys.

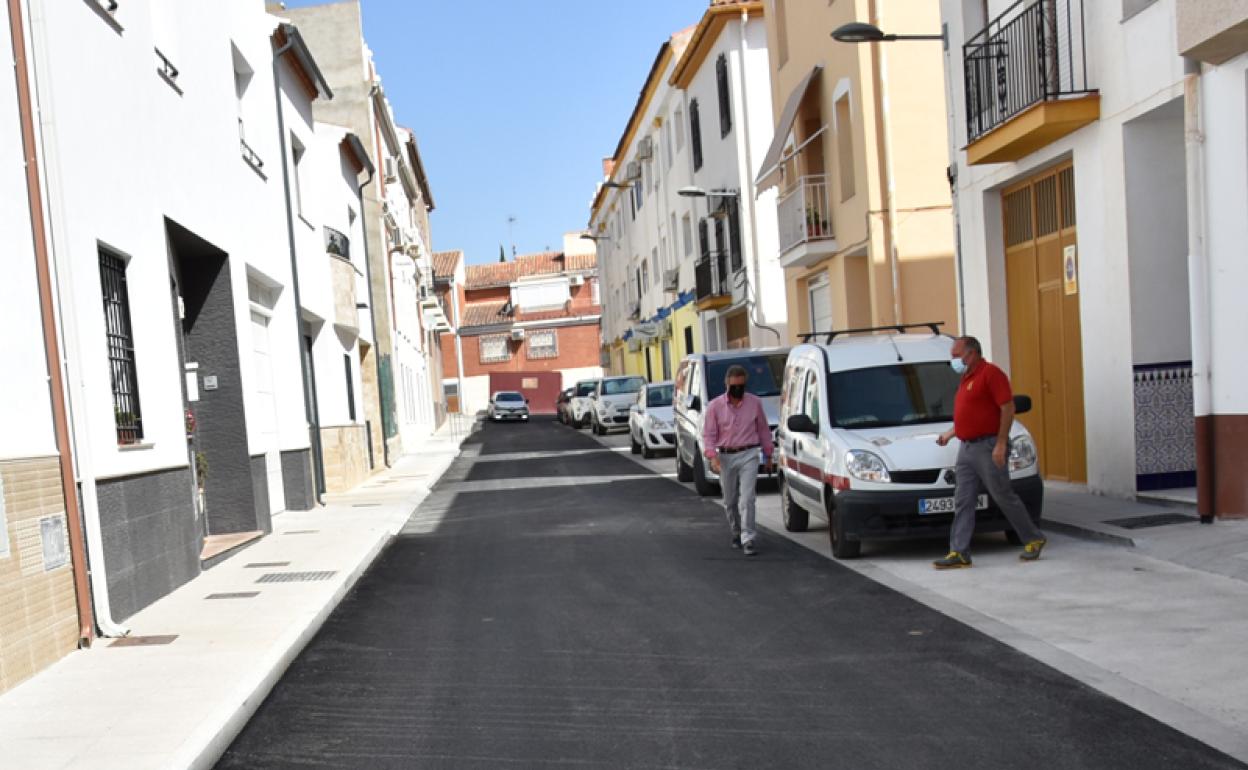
[
  {"left": 96, "top": 466, "right": 200, "bottom": 622},
  {"left": 250, "top": 454, "right": 271, "bottom": 527},
  {"left": 281, "top": 449, "right": 316, "bottom": 511}
]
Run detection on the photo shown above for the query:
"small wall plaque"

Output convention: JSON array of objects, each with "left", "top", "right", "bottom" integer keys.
[{"left": 203, "top": 375, "right": 219, "bottom": 391}]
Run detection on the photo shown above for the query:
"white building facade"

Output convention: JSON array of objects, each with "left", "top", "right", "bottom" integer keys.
[{"left": 941, "top": 0, "right": 1248, "bottom": 518}]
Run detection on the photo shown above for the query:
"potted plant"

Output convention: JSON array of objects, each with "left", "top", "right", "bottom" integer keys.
[{"left": 805, "top": 206, "right": 829, "bottom": 237}]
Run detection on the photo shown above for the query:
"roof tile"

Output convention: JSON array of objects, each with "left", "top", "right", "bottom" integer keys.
[{"left": 431, "top": 250, "right": 461, "bottom": 280}]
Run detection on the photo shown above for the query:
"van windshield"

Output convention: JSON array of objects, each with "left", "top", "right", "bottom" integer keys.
[
  {"left": 706, "top": 354, "right": 788, "bottom": 400},
  {"left": 827, "top": 362, "right": 960, "bottom": 429}
]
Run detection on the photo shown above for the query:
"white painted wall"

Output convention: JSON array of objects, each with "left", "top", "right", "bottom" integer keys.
[{"left": 0, "top": 0, "right": 56, "bottom": 461}]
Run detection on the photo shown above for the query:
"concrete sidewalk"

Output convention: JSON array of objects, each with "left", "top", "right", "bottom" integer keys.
[
  {"left": 587, "top": 428, "right": 1248, "bottom": 764},
  {"left": 0, "top": 415, "right": 477, "bottom": 770}
]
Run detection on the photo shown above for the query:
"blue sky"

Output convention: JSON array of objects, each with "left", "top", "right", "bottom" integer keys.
[{"left": 283, "top": 0, "right": 708, "bottom": 265}]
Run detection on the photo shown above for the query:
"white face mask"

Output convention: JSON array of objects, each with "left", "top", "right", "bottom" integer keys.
[{"left": 950, "top": 357, "right": 967, "bottom": 375}]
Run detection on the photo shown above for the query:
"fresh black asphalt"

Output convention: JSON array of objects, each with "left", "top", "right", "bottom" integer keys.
[{"left": 217, "top": 418, "right": 1245, "bottom": 769}]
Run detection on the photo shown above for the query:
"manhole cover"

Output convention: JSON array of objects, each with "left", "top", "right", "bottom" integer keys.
[
  {"left": 205, "top": 591, "right": 260, "bottom": 600},
  {"left": 1106, "top": 512, "right": 1197, "bottom": 530},
  {"left": 109, "top": 635, "right": 178, "bottom": 648},
  {"left": 255, "top": 570, "right": 338, "bottom": 584}
]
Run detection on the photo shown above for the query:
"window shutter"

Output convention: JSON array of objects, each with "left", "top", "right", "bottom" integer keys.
[
  {"left": 689, "top": 99, "right": 703, "bottom": 171},
  {"left": 727, "top": 197, "right": 743, "bottom": 272},
  {"left": 716, "top": 54, "right": 732, "bottom": 138}
]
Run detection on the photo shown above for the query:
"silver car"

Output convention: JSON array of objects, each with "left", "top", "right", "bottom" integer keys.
[
  {"left": 488, "top": 391, "right": 530, "bottom": 422},
  {"left": 590, "top": 375, "right": 646, "bottom": 435},
  {"left": 629, "top": 381, "right": 675, "bottom": 459}
]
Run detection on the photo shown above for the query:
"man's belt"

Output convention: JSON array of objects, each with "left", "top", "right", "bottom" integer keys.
[{"left": 718, "top": 444, "right": 759, "bottom": 454}]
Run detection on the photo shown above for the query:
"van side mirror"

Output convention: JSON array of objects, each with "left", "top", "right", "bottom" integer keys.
[
  {"left": 687, "top": 395, "right": 701, "bottom": 412},
  {"left": 787, "top": 414, "right": 817, "bottom": 434},
  {"left": 1013, "top": 395, "right": 1032, "bottom": 415}
]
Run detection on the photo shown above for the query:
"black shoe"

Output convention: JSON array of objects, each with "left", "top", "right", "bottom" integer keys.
[
  {"left": 743, "top": 541, "right": 758, "bottom": 557},
  {"left": 731, "top": 535, "right": 741, "bottom": 549}
]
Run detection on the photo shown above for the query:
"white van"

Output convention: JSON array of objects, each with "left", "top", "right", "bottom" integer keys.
[
  {"left": 776, "top": 325, "right": 1042, "bottom": 559},
  {"left": 673, "top": 348, "right": 789, "bottom": 496}
]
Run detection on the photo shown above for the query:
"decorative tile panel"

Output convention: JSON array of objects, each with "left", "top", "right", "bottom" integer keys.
[{"left": 1134, "top": 363, "right": 1195, "bottom": 476}]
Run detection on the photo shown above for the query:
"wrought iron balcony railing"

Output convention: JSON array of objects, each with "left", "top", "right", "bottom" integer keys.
[{"left": 964, "top": 0, "right": 1094, "bottom": 142}]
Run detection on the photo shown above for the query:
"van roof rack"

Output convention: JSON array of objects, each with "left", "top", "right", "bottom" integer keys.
[{"left": 798, "top": 321, "right": 944, "bottom": 344}]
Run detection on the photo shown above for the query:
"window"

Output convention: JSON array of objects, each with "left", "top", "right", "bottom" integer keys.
[
  {"left": 291, "top": 134, "right": 307, "bottom": 218},
  {"left": 527, "top": 329, "right": 558, "bottom": 360},
  {"left": 663, "top": 121, "right": 673, "bottom": 168},
  {"left": 603, "top": 377, "right": 645, "bottom": 395},
  {"left": 99, "top": 248, "right": 143, "bottom": 444},
  {"left": 689, "top": 99, "right": 703, "bottom": 171},
  {"left": 682, "top": 214, "right": 693, "bottom": 256},
  {"left": 835, "top": 95, "right": 855, "bottom": 200},
  {"left": 828, "top": 363, "right": 961, "bottom": 429},
  {"left": 716, "top": 53, "right": 732, "bottom": 138},
  {"left": 802, "top": 370, "right": 821, "bottom": 426},
  {"left": 674, "top": 107, "right": 685, "bottom": 151},
  {"left": 630, "top": 182, "right": 639, "bottom": 219},
  {"left": 443, "top": 381, "right": 459, "bottom": 397},
  {"left": 705, "top": 354, "right": 787, "bottom": 400},
  {"left": 698, "top": 218, "right": 710, "bottom": 259},
  {"left": 344, "top": 355, "right": 356, "bottom": 421},
  {"left": 651, "top": 248, "right": 659, "bottom": 284},
  {"left": 683, "top": 325, "right": 694, "bottom": 357},
  {"left": 635, "top": 267, "right": 642, "bottom": 301},
  {"left": 479, "top": 334, "right": 510, "bottom": 363},
  {"left": 641, "top": 259, "right": 649, "bottom": 290},
  {"left": 726, "top": 197, "right": 743, "bottom": 272}
]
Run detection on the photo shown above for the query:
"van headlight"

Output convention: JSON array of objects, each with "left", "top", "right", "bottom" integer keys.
[
  {"left": 845, "top": 450, "right": 891, "bottom": 483},
  {"left": 1009, "top": 435, "right": 1038, "bottom": 471}
]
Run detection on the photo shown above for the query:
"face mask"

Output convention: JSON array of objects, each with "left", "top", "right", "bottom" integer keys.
[
  {"left": 950, "top": 357, "right": 967, "bottom": 375},
  {"left": 728, "top": 384, "right": 746, "bottom": 399}
]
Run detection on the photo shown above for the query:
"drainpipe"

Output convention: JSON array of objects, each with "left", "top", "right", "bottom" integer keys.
[
  {"left": 735, "top": 7, "right": 782, "bottom": 346},
  {"left": 22, "top": 0, "right": 128, "bottom": 637},
  {"left": 272, "top": 36, "right": 324, "bottom": 504},
  {"left": 868, "top": 0, "right": 904, "bottom": 325},
  {"left": 9, "top": 0, "right": 95, "bottom": 645},
  {"left": 354, "top": 159, "right": 389, "bottom": 465},
  {"left": 1183, "top": 57, "right": 1214, "bottom": 523}
]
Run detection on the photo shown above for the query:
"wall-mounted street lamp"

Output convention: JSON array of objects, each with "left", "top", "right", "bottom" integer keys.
[
  {"left": 579, "top": 231, "right": 611, "bottom": 242},
  {"left": 830, "top": 22, "right": 942, "bottom": 44},
  {"left": 677, "top": 185, "right": 738, "bottom": 199}
]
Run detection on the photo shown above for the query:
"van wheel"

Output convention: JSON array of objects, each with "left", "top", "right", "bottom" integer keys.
[
  {"left": 630, "top": 434, "right": 641, "bottom": 454},
  {"left": 780, "top": 476, "right": 809, "bottom": 532},
  {"left": 827, "top": 499, "right": 861, "bottom": 559},
  {"left": 676, "top": 444, "right": 693, "bottom": 482},
  {"left": 693, "top": 452, "right": 719, "bottom": 497},
  {"left": 1004, "top": 529, "right": 1023, "bottom": 546}
]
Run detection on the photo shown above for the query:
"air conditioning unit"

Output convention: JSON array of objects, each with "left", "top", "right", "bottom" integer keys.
[
  {"left": 637, "top": 136, "right": 654, "bottom": 161},
  {"left": 662, "top": 268, "right": 679, "bottom": 292},
  {"left": 383, "top": 156, "right": 398, "bottom": 182},
  {"left": 570, "top": 275, "right": 585, "bottom": 286},
  {"left": 510, "top": 328, "right": 526, "bottom": 341},
  {"left": 625, "top": 161, "right": 641, "bottom": 182}
]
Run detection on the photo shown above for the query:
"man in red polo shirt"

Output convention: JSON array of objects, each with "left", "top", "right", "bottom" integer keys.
[{"left": 932, "top": 336, "right": 1046, "bottom": 569}]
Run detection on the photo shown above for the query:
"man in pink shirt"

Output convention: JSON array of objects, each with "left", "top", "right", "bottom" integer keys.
[{"left": 703, "top": 365, "right": 774, "bottom": 556}]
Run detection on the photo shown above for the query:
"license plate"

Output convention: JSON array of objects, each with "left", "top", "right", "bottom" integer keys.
[{"left": 918, "top": 494, "right": 988, "bottom": 515}]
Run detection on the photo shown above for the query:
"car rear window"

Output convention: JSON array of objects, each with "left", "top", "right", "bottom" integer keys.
[
  {"left": 575, "top": 382, "right": 597, "bottom": 396},
  {"left": 603, "top": 377, "right": 645, "bottom": 395},
  {"left": 646, "top": 384, "right": 674, "bottom": 407},
  {"left": 827, "top": 362, "right": 960, "bottom": 429},
  {"left": 706, "top": 354, "right": 787, "bottom": 400}
]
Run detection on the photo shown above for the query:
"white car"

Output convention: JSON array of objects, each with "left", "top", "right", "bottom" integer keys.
[
  {"left": 590, "top": 375, "right": 646, "bottom": 435},
  {"left": 568, "top": 379, "right": 600, "bottom": 429},
  {"left": 487, "top": 391, "right": 530, "bottom": 422},
  {"left": 629, "top": 380, "right": 675, "bottom": 458},
  {"left": 775, "top": 324, "right": 1042, "bottom": 559}
]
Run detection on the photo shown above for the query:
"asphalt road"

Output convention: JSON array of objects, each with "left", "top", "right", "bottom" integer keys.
[{"left": 217, "top": 417, "right": 1244, "bottom": 770}]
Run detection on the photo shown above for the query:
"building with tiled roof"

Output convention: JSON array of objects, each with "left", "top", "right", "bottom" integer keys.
[{"left": 435, "top": 234, "right": 604, "bottom": 415}]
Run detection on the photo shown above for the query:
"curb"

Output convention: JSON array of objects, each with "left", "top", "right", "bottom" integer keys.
[{"left": 1043, "top": 517, "right": 1138, "bottom": 548}]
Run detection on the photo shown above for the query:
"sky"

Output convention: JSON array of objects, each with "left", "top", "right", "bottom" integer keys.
[{"left": 282, "top": 0, "right": 709, "bottom": 265}]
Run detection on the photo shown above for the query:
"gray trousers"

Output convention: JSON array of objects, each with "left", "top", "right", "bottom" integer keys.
[
  {"left": 719, "top": 449, "right": 759, "bottom": 544},
  {"left": 950, "top": 439, "right": 1043, "bottom": 553}
]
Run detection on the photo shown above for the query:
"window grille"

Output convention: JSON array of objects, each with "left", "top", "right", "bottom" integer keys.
[
  {"left": 480, "top": 334, "right": 510, "bottom": 364},
  {"left": 690, "top": 99, "right": 703, "bottom": 171},
  {"left": 99, "top": 249, "right": 143, "bottom": 444},
  {"left": 716, "top": 54, "right": 732, "bottom": 137},
  {"left": 325, "top": 226, "right": 350, "bottom": 259},
  {"left": 527, "top": 329, "right": 558, "bottom": 360},
  {"left": 344, "top": 355, "right": 356, "bottom": 421}
]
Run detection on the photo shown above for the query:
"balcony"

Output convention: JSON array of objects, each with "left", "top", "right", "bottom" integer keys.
[
  {"left": 963, "top": 0, "right": 1098, "bottom": 166},
  {"left": 694, "top": 251, "right": 732, "bottom": 312},
  {"left": 326, "top": 227, "right": 358, "bottom": 335},
  {"left": 776, "top": 174, "right": 837, "bottom": 269}
]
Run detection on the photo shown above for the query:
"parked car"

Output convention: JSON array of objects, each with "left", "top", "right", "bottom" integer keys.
[
  {"left": 629, "top": 380, "right": 675, "bottom": 458},
  {"left": 673, "top": 348, "right": 789, "bottom": 496},
  {"left": 568, "top": 379, "right": 600, "bottom": 428},
  {"left": 590, "top": 375, "right": 647, "bottom": 435},
  {"left": 488, "top": 391, "right": 530, "bottom": 422},
  {"left": 776, "top": 325, "right": 1042, "bottom": 559},
  {"left": 555, "top": 387, "right": 574, "bottom": 424}
]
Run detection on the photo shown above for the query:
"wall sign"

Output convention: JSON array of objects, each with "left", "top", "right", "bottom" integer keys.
[
  {"left": 1063, "top": 245, "right": 1079, "bottom": 296},
  {"left": 40, "top": 514, "right": 69, "bottom": 571}
]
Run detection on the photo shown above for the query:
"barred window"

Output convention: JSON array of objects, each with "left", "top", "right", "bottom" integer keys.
[
  {"left": 480, "top": 334, "right": 510, "bottom": 363},
  {"left": 527, "top": 329, "right": 558, "bottom": 360},
  {"left": 99, "top": 248, "right": 144, "bottom": 444},
  {"left": 716, "top": 53, "right": 732, "bottom": 137}
]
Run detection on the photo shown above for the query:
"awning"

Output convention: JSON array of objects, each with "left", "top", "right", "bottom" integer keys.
[{"left": 754, "top": 64, "right": 822, "bottom": 190}]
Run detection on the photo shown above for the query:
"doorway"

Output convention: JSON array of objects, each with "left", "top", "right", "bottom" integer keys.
[{"left": 1002, "top": 163, "right": 1087, "bottom": 482}]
